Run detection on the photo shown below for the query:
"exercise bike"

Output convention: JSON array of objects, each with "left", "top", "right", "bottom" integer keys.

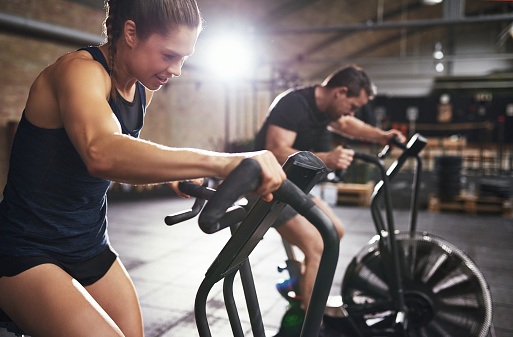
[
  {"left": 0, "top": 151, "right": 332, "bottom": 337},
  {"left": 275, "top": 133, "right": 493, "bottom": 337},
  {"left": 165, "top": 151, "right": 339, "bottom": 337}
]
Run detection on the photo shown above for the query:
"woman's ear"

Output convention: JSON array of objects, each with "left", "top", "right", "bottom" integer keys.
[{"left": 124, "top": 20, "right": 138, "bottom": 48}]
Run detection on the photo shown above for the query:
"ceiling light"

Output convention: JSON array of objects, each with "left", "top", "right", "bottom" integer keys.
[
  {"left": 423, "top": 0, "right": 443, "bottom": 5},
  {"left": 433, "top": 50, "right": 444, "bottom": 60},
  {"left": 200, "top": 32, "right": 256, "bottom": 80},
  {"left": 433, "top": 42, "right": 444, "bottom": 60}
]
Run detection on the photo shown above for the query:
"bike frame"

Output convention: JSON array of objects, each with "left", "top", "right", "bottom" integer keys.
[
  {"left": 359, "top": 134, "right": 427, "bottom": 334},
  {"left": 167, "top": 151, "right": 340, "bottom": 337},
  {"left": 278, "top": 134, "right": 428, "bottom": 336}
]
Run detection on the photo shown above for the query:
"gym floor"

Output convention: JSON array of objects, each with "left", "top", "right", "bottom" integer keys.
[
  {"left": 109, "top": 193, "right": 513, "bottom": 337},
  {"left": 1, "top": 193, "right": 511, "bottom": 337}
]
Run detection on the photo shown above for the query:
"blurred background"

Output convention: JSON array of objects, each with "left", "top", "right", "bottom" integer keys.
[
  {"left": 1, "top": 2, "right": 513, "bottom": 336},
  {"left": 1, "top": 0, "right": 512, "bottom": 200}
]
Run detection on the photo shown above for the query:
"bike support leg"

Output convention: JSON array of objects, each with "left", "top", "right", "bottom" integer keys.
[
  {"left": 195, "top": 278, "right": 216, "bottom": 337},
  {"left": 224, "top": 271, "right": 245, "bottom": 337},
  {"left": 239, "top": 259, "right": 266, "bottom": 337}
]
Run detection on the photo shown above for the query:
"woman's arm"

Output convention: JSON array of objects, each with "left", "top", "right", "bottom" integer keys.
[{"left": 53, "top": 57, "right": 284, "bottom": 199}]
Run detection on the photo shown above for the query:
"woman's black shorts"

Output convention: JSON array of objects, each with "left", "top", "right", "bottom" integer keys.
[{"left": 0, "top": 246, "right": 118, "bottom": 286}]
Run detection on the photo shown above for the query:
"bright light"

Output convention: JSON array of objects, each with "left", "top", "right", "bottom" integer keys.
[
  {"left": 201, "top": 33, "right": 255, "bottom": 80},
  {"left": 435, "top": 62, "right": 445, "bottom": 72},
  {"left": 433, "top": 50, "right": 444, "bottom": 60},
  {"left": 433, "top": 42, "right": 443, "bottom": 60},
  {"left": 423, "top": 0, "right": 443, "bottom": 5}
]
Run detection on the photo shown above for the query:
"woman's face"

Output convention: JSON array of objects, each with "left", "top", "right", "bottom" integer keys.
[{"left": 128, "top": 25, "right": 199, "bottom": 91}]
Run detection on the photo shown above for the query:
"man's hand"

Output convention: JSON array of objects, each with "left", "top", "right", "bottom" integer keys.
[
  {"left": 324, "top": 146, "right": 354, "bottom": 170},
  {"left": 383, "top": 129, "right": 407, "bottom": 145}
]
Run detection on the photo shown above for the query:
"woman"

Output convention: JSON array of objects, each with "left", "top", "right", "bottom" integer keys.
[{"left": 0, "top": 1, "right": 285, "bottom": 336}]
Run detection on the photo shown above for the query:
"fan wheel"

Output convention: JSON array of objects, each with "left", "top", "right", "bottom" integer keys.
[{"left": 341, "top": 232, "right": 492, "bottom": 337}]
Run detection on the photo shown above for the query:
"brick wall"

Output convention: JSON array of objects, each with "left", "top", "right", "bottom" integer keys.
[
  {"left": 0, "top": 0, "right": 105, "bottom": 191},
  {"left": 0, "top": 0, "right": 271, "bottom": 192}
]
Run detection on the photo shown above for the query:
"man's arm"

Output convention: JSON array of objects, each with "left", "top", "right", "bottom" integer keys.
[
  {"left": 329, "top": 115, "right": 406, "bottom": 145},
  {"left": 265, "top": 124, "right": 354, "bottom": 170},
  {"left": 265, "top": 125, "right": 299, "bottom": 165}
]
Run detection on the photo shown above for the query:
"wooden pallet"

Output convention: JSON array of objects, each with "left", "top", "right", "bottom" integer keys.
[
  {"left": 336, "top": 181, "right": 374, "bottom": 207},
  {"left": 428, "top": 193, "right": 513, "bottom": 218}
]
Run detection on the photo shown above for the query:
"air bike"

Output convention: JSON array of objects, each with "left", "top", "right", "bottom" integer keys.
[
  {"left": 165, "top": 150, "right": 336, "bottom": 336},
  {"left": 275, "top": 134, "right": 493, "bottom": 337}
]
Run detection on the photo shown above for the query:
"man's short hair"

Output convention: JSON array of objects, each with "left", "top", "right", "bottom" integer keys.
[{"left": 322, "top": 65, "right": 377, "bottom": 99}]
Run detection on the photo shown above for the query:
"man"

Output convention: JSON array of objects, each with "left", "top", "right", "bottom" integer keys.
[{"left": 255, "top": 65, "right": 406, "bottom": 311}]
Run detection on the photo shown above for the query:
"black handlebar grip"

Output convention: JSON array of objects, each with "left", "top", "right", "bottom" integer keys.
[
  {"left": 273, "top": 180, "right": 315, "bottom": 212},
  {"left": 198, "top": 158, "right": 262, "bottom": 234},
  {"left": 164, "top": 181, "right": 215, "bottom": 226},
  {"left": 177, "top": 181, "right": 216, "bottom": 200},
  {"left": 354, "top": 151, "right": 379, "bottom": 164},
  {"left": 391, "top": 135, "right": 407, "bottom": 150},
  {"left": 378, "top": 135, "right": 407, "bottom": 158},
  {"left": 165, "top": 205, "right": 203, "bottom": 226}
]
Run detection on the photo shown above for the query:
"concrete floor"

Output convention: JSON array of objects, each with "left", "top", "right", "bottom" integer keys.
[{"left": 1, "top": 193, "right": 512, "bottom": 337}]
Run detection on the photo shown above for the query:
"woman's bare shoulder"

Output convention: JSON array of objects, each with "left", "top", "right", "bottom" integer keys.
[
  {"left": 49, "top": 49, "right": 109, "bottom": 78},
  {"left": 42, "top": 49, "right": 112, "bottom": 100},
  {"left": 25, "top": 49, "right": 111, "bottom": 128}
]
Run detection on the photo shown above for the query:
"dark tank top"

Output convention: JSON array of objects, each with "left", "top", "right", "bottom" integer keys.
[{"left": 0, "top": 47, "right": 146, "bottom": 261}]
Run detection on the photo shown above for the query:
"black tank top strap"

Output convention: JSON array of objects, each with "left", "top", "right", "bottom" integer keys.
[
  {"left": 78, "top": 46, "right": 111, "bottom": 75},
  {"left": 77, "top": 46, "right": 146, "bottom": 138}
]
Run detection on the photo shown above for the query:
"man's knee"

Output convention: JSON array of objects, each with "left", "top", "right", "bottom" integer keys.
[
  {"left": 333, "top": 218, "right": 345, "bottom": 240},
  {"left": 278, "top": 217, "right": 323, "bottom": 258}
]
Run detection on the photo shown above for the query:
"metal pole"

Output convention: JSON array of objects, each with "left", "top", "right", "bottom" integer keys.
[{"left": 0, "top": 12, "right": 103, "bottom": 46}]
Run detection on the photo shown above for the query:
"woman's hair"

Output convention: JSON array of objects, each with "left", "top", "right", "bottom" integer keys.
[
  {"left": 103, "top": 0, "right": 203, "bottom": 76},
  {"left": 322, "top": 65, "right": 376, "bottom": 99}
]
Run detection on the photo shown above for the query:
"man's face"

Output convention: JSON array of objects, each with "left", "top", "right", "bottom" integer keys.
[{"left": 327, "top": 87, "right": 369, "bottom": 121}]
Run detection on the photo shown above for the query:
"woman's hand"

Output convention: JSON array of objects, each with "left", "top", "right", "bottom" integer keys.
[
  {"left": 221, "top": 151, "right": 286, "bottom": 202},
  {"left": 168, "top": 178, "right": 204, "bottom": 198},
  {"left": 250, "top": 150, "right": 287, "bottom": 202}
]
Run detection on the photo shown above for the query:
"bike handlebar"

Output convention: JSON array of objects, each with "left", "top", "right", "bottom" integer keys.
[
  {"left": 164, "top": 181, "right": 215, "bottom": 226},
  {"left": 377, "top": 135, "right": 407, "bottom": 159},
  {"left": 365, "top": 133, "right": 426, "bottom": 164},
  {"left": 166, "top": 158, "right": 262, "bottom": 234},
  {"left": 178, "top": 181, "right": 215, "bottom": 200},
  {"left": 391, "top": 135, "right": 407, "bottom": 150},
  {"left": 165, "top": 156, "right": 327, "bottom": 236},
  {"left": 198, "top": 158, "right": 261, "bottom": 233}
]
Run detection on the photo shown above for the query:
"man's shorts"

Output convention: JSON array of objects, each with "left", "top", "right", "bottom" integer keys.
[{"left": 0, "top": 246, "right": 118, "bottom": 286}]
